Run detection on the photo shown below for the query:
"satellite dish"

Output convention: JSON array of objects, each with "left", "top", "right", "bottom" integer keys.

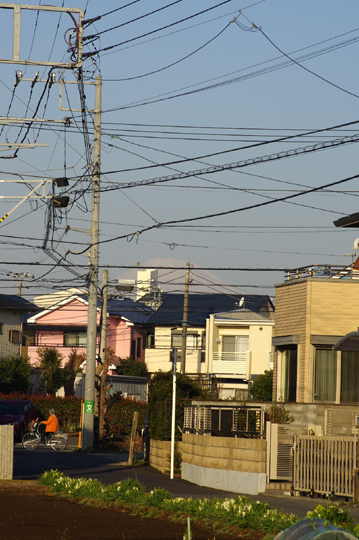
[
  {"left": 239, "top": 297, "right": 245, "bottom": 308},
  {"left": 354, "top": 239, "right": 359, "bottom": 252}
]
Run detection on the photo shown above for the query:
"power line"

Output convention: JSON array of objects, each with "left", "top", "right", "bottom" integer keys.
[
  {"left": 83, "top": 0, "right": 234, "bottom": 57},
  {"left": 236, "top": 12, "right": 359, "bottom": 100},
  {"left": 102, "top": 20, "right": 231, "bottom": 82},
  {"left": 85, "top": 0, "right": 185, "bottom": 41}
]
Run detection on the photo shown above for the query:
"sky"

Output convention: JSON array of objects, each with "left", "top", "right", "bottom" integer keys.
[{"left": 1, "top": 0, "right": 359, "bottom": 302}]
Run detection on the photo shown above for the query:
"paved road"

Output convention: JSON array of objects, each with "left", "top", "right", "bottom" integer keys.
[{"left": 13, "top": 441, "right": 359, "bottom": 522}]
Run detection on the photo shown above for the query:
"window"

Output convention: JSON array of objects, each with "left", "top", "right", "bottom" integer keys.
[
  {"left": 63, "top": 332, "right": 87, "bottom": 347},
  {"left": 222, "top": 335, "right": 249, "bottom": 356},
  {"left": 147, "top": 334, "right": 154, "bottom": 348},
  {"left": 171, "top": 332, "right": 198, "bottom": 349},
  {"left": 314, "top": 349, "right": 337, "bottom": 401},
  {"left": 313, "top": 349, "right": 359, "bottom": 403},
  {"left": 280, "top": 347, "right": 297, "bottom": 402},
  {"left": 341, "top": 351, "right": 359, "bottom": 402},
  {"left": 131, "top": 339, "right": 136, "bottom": 358},
  {"left": 136, "top": 337, "right": 141, "bottom": 358},
  {"left": 9, "top": 329, "right": 20, "bottom": 344}
]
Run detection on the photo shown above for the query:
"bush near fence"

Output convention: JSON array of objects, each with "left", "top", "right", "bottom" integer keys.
[
  {"left": 104, "top": 398, "right": 148, "bottom": 439},
  {"left": 0, "top": 392, "right": 148, "bottom": 437}
]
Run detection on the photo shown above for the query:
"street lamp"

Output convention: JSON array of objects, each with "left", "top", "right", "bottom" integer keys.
[{"left": 333, "top": 212, "right": 359, "bottom": 228}]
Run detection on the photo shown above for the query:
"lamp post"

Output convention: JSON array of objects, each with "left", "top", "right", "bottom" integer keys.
[{"left": 333, "top": 212, "right": 359, "bottom": 229}]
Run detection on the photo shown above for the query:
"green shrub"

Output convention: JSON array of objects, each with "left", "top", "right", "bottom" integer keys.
[
  {"left": 36, "top": 347, "right": 65, "bottom": 394},
  {"left": 148, "top": 370, "right": 205, "bottom": 440},
  {"left": 104, "top": 397, "right": 148, "bottom": 439},
  {"left": 0, "top": 354, "right": 32, "bottom": 393},
  {"left": 250, "top": 370, "right": 273, "bottom": 402},
  {"left": 116, "top": 357, "right": 149, "bottom": 378}
]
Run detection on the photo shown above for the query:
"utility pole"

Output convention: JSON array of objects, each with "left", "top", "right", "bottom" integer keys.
[
  {"left": 99, "top": 268, "right": 108, "bottom": 364},
  {"left": 82, "top": 74, "right": 102, "bottom": 450},
  {"left": 170, "top": 347, "right": 177, "bottom": 479},
  {"left": 181, "top": 262, "right": 191, "bottom": 373}
]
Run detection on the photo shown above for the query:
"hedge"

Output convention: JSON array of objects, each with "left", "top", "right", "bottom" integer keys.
[
  {"left": 0, "top": 392, "right": 148, "bottom": 437},
  {"left": 105, "top": 398, "right": 148, "bottom": 438}
]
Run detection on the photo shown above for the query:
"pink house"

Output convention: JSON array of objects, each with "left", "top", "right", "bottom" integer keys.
[{"left": 25, "top": 294, "right": 154, "bottom": 368}]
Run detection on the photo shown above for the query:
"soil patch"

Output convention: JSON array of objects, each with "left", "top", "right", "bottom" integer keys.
[{"left": 0, "top": 481, "right": 266, "bottom": 540}]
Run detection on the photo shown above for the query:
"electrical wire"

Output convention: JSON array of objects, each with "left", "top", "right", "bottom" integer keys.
[
  {"left": 83, "top": 0, "right": 234, "bottom": 58},
  {"left": 84, "top": 0, "right": 185, "bottom": 41},
  {"left": 103, "top": 20, "right": 231, "bottom": 82},
  {"left": 236, "top": 11, "right": 359, "bottom": 100}
]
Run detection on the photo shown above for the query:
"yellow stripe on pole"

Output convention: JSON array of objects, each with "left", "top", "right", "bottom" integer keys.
[{"left": 0, "top": 213, "right": 9, "bottom": 223}]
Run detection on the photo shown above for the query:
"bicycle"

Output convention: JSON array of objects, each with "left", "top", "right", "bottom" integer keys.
[{"left": 22, "top": 419, "right": 68, "bottom": 451}]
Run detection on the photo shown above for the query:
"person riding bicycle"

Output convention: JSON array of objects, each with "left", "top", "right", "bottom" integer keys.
[{"left": 40, "top": 409, "right": 60, "bottom": 444}]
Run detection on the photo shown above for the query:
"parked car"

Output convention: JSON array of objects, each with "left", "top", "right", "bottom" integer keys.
[{"left": 0, "top": 400, "right": 39, "bottom": 440}]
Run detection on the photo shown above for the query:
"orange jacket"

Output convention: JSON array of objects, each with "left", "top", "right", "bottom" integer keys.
[{"left": 42, "top": 414, "right": 60, "bottom": 433}]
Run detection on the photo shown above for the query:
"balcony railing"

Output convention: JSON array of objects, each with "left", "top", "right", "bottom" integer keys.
[
  {"left": 285, "top": 264, "right": 359, "bottom": 281},
  {"left": 212, "top": 351, "right": 250, "bottom": 378}
]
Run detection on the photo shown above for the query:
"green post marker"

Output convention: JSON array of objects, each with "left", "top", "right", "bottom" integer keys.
[{"left": 84, "top": 400, "right": 94, "bottom": 414}]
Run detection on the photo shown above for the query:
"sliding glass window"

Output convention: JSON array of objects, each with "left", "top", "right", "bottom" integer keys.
[{"left": 314, "top": 349, "right": 336, "bottom": 401}]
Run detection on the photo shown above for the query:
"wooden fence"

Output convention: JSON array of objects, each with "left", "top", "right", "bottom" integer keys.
[{"left": 293, "top": 434, "right": 358, "bottom": 498}]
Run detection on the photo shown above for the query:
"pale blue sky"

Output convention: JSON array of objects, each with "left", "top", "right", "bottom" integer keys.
[{"left": 1, "top": 0, "right": 359, "bottom": 298}]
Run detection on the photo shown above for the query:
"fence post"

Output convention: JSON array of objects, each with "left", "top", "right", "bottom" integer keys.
[
  {"left": 128, "top": 411, "right": 138, "bottom": 466},
  {"left": 0, "top": 425, "right": 13, "bottom": 480}
]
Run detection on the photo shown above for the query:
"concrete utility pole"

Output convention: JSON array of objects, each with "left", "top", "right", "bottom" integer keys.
[
  {"left": 82, "top": 74, "right": 102, "bottom": 450},
  {"left": 170, "top": 347, "right": 177, "bottom": 479},
  {"left": 99, "top": 268, "right": 108, "bottom": 364},
  {"left": 181, "top": 262, "right": 191, "bottom": 373}
]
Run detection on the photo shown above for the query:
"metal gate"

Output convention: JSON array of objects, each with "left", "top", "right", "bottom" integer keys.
[{"left": 293, "top": 434, "right": 358, "bottom": 498}]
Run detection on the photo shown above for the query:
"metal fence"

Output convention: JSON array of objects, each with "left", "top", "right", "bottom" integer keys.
[
  {"left": 293, "top": 434, "right": 358, "bottom": 498},
  {"left": 184, "top": 404, "right": 265, "bottom": 438}
]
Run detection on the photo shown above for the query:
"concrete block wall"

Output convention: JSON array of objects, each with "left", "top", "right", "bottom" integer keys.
[
  {"left": 181, "top": 433, "right": 266, "bottom": 495},
  {"left": 149, "top": 439, "right": 183, "bottom": 473},
  {"left": 0, "top": 425, "right": 13, "bottom": 480}
]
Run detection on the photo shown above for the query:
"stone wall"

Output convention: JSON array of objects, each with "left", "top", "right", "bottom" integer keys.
[
  {"left": 0, "top": 425, "right": 13, "bottom": 480},
  {"left": 149, "top": 439, "right": 183, "bottom": 473},
  {"left": 181, "top": 433, "right": 266, "bottom": 495}
]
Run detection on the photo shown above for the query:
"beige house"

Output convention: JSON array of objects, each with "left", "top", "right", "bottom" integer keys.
[
  {"left": 0, "top": 294, "right": 37, "bottom": 358},
  {"left": 144, "top": 294, "right": 274, "bottom": 398},
  {"left": 273, "top": 263, "right": 359, "bottom": 405},
  {"left": 206, "top": 307, "right": 274, "bottom": 399}
]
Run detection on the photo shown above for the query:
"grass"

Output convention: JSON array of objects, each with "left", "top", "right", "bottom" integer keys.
[{"left": 38, "top": 470, "right": 359, "bottom": 538}]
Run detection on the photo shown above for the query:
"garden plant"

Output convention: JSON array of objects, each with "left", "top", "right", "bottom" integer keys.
[{"left": 39, "top": 470, "right": 359, "bottom": 538}]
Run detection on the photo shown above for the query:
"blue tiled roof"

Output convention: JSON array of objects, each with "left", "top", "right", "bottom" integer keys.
[
  {"left": 0, "top": 294, "right": 37, "bottom": 312},
  {"left": 146, "top": 294, "right": 273, "bottom": 326},
  {"left": 73, "top": 295, "right": 154, "bottom": 325}
]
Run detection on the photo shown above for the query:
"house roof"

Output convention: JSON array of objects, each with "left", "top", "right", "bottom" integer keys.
[
  {"left": 26, "top": 294, "right": 154, "bottom": 326},
  {"left": 146, "top": 294, "right": 273, "bottom": 326},
  {"left": 213, "top": 309, "right": 274, "bottom": 324},
  {"left": 0, "top": 294, "right": 37, "bottom": 313},
  {"left": 106, "top": 297, "right": 154, "bottom": 324}
]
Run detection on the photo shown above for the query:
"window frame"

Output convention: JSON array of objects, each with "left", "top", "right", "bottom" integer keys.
[{"left": 63, "top": 331, "right": 87, "bottom": 348}]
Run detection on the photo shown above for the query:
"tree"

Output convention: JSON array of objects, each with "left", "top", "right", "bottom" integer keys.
[
  {"left": 36, "top": 347, "right": 65, "bottom": 394},
  {"left": 95, "top": 347, "right": 122, "bottom": 442},
  {"left": 250, "top": 369, "right": 273, "bottom": 402},
  {"left": 148, "top": 370, "right": 205, "bottom": 440},
  {"left": 0, "top": 354, "right": 32, "bottom": 393},
  {"left": 117, "top": 357, "right": 149, "bottom": 378},
  {"left": 63, "top": 348, "right": 86, "bottom": 397}
]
